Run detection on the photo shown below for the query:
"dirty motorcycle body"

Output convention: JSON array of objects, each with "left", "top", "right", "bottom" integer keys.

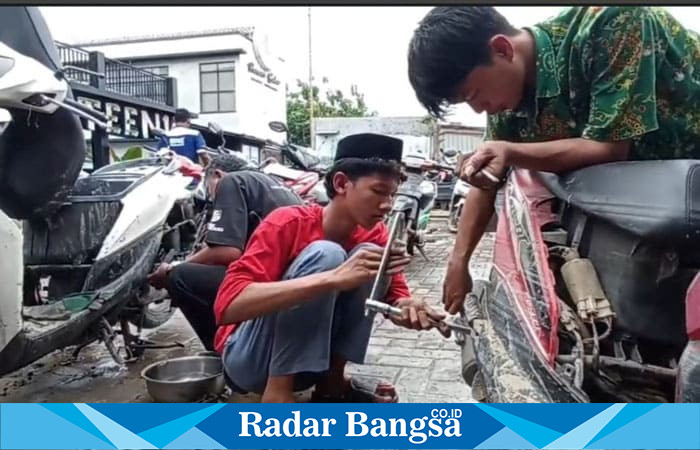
[
  {"left": 461, "top": 161, "right": 700, "bottom": 403},
  {"left": 0, "top": 157, "right": 199, "bottom": 375},
  {"left": 0, "top": 7, "right": 201, "bottom": 375}
]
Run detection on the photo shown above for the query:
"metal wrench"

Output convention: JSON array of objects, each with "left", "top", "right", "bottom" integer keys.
[{"left": 365, "top": 299, "right": 471, "bottom": 336}]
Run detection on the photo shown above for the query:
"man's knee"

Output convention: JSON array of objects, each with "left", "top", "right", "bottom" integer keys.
[
  {"left": 350, "top": 242, "right": 381, "bottom": 256},
  {"left": 287, "top": 240, "right": 347, "bottom": 277}
]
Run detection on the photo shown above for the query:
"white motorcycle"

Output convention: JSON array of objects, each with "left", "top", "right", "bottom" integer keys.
[
  {"left": 448, "top": 178, "right": 470, "bottom": 233},
  {"left": 0, "top": 7, "right": 202, "bottom": 375}
]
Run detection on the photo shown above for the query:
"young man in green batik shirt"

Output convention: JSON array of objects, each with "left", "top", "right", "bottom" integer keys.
[{"left": 408, "top": 6, "right": 700, "bottom": 315}]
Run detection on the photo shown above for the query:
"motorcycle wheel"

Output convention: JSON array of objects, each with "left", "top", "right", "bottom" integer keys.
[
  {"left": 138, "top": 298, "right": 175, "bottom": 329},
  {"left": 407, "top": 235, "right": 416, "bottom": 256},
  {"left": 128, "top": 286, "right": 176, "bottom": 329},
  {"left": 448, "top": 206, "right": 460, "bottom": 234}
]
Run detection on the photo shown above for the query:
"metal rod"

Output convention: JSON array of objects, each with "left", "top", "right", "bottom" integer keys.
[
  {"left": 368, "top": 211, "right": 402, "bottom": 301},
  {"left": 365, "top": 299, "right": 471, "bottom": 334},
  {"left": 63, "top": 65, "right": 105, "bottom": 77},
  {"left": 42, "top": 95, "right": 109, "bottom": 129},
  {"left": 556, "top": 355, "right": 677, "bottom": 379}
]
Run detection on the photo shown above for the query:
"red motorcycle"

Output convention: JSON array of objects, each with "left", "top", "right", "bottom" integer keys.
[{"left": 460, "top": 160, "right": 700, "bottom": 403}]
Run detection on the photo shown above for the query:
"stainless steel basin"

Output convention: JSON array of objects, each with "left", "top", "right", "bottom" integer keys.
[{"left": 141, "top": 355, "right": 224, "bottom": 402}]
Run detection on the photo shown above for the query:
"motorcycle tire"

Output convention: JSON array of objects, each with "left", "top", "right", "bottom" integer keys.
[
  {"left": 129, "top": 288, "right": 176, "bottom": 329},
  {"left": 448, "top": 207, "right": 460, "bottom": 234}
]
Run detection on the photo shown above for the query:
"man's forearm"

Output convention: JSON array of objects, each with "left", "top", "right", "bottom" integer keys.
[
  {"left": 506, "top": 138, "right": 630, "bottom": 173},
  {"left": 220, "top": 272, "right": 337, "bottom": 324},
  {"left": 451, "top": 188, "right": 498, "bottom": 262}
]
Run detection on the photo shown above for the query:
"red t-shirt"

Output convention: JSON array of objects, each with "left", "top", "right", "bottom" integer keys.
[{"left": 212, "top": 204, "right": 411, "bottom": 353}]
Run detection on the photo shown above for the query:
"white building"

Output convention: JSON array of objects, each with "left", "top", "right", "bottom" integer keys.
[
  {"left": 74, "top": 28, "right": 287, "bottom": 144},
  {"left": 313, "top": 116, "right": 485, "bottom": 164}
]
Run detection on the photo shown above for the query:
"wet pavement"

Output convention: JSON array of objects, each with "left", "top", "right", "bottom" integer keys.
[{"left": 0, "top": 211, "right": 494, "bottom": 403}]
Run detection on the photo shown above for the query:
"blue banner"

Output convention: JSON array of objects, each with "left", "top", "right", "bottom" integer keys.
[{"left": 1, "top": 403, "right": 699, "bottom": 449}]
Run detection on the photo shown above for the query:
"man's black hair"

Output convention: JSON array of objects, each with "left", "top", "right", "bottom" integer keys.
[
  {"left": 174, "top": 108, "right": 194, "bottom": 124},
  {"left": 205, "top": 153, "right": 252, "bottom": 178},
  {"left": 324, "top": 157, "right": 404, "bottom": 199},
  {"left": 407, "top": 6, "right": 518, "bottom": 118}
]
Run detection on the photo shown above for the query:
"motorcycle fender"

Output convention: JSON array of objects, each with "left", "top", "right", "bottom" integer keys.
[
  {"left": 677, "top": 272, "right": 700, "bottom": 401},
  {"left": 96, "top": 170, "right": 193, "bottom": 260},
  {"left": 0, "top": 211, "right": 22, "bottom": 353}
]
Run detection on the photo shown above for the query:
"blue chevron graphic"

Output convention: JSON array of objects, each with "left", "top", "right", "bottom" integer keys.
[
  {"left": 138, "top": 404, "right": 225, "bottom": 448},
  {"left": 587, "top": 404, "right": 700, "bottom": 449},
  {"left": 544, "top": 403, "right": 625, "bottom": 449},
  {"left": 587, "top": 403, "right": 660, "bottom": 444},
  {"left": 476, "top": 404, "right": 562, "bottom": 448},
  {"left": 163, "top": 426, "right": 226, "bottom": 449},
  {"left": 1, "top": 404, "right": 115, "bottom": 450},
  {"left": 41, "top": 403, "right": 114, "bottom": 446},
  {"left": 475, "top": 426, "right": 537, "bottom": 449},
  {"left": 75, "top": 404, "right": 157, "bottom": 449}
]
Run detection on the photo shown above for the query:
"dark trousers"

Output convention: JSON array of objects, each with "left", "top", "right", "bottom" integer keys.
[{"left": 165, "top": 263, "right": 227, "bottom": 351}]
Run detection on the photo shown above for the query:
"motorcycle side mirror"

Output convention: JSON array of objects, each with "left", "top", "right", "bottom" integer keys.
[
  {"left": 0, "top": 108, "right": 11, "bottom": 135},
  {"left": 208, "top": 121, "right": 224, "bottom": 136},
  {"left": 268, "top": 121, "right": 288, "bottom": 134},
  {"left": 443, "top": 148, "right": 458, "bottom": 158}
]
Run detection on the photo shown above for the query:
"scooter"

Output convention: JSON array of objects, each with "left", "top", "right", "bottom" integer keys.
[
  {"left": 0, "top": 8, "right": 203, "bottom": 375},
  {"left": 448, "top": 178, "right": 470, "bottom": 233},
  {"left": 389, "top": 156, "right": 453, "bottom": 258},
  {"left": 459, "top": 161, "right": 700, "bottom": 403},
  {"left": 263, "top": 121, "right": 328, "bottom": 205},
  {"left": 428, "top": 148, "right": 458, "bottom": 211}
]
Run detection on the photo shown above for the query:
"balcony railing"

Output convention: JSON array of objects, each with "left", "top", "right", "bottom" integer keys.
[{"left": 55, "top": 41, "right": 176, "bottom": 106}]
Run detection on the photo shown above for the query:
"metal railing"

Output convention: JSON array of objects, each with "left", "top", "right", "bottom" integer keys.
[
  {"left": 104, "top": 58, "right": 169, "bottom": 104},
  {"left": 55, "top": 41, "right": 174, "bottom": 106},
  {"left": 55, "top": 41, "right": 92, "bottom": 85}
]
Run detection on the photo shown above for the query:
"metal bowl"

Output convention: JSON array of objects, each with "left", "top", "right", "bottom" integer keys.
[{"left": 141, "top": 356, "right": 224, "bottom": 402}]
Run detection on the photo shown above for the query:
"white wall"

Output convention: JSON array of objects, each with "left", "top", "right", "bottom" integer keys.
[{"left": 84, "top": 32, "right": 287, "bottom": 142}]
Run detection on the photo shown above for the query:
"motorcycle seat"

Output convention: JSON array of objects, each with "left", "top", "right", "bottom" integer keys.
[{"left": 538, "top": 159, "right": 700, "bottom": 245}]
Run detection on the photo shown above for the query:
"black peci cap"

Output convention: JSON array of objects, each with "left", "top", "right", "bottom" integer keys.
[{"left": 334, "top": 133, "right": 403, "bottom": 163}]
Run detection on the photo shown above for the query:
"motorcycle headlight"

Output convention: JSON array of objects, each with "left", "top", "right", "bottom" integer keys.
[{"left": 0, "top": 56, "right": 15, "bottom": 78}]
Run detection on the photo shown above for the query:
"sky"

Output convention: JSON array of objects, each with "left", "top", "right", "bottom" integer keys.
[{"left": 39, "top": 6, "right": 700, "bottom": 127}]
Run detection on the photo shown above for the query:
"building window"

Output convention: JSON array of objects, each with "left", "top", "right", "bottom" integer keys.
[
  {"left": 141, "top": 65, "right": 169, "bottom": 77},
  {"left": 200, "top": 61, "right": 235, "bottom": 113},
  {"left": 242, "top": 144, "right": 260, "bottom": 163}
]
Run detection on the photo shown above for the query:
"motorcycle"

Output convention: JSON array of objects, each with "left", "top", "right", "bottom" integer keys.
[
  {"left": 388, "top": 157, "right": 450, "bottom": 258},
  {"left": 448, "top": 178, "right": 470, "bottom": 233},
  {"left": 458, "top": 161, "right": 700, "bottom": 403},
  {"left": 427, "top": 148, "right": 458, "bottom": 211},
  {"left": 0, "top": 8, "right": 204, "bottom": 375},
  {"left": 263, "top": 121, "right": 329, "bottom": 205}
]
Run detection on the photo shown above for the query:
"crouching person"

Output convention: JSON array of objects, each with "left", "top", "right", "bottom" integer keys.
[{"left": 213, "top": 133, "right": 445, "bottom": 403}]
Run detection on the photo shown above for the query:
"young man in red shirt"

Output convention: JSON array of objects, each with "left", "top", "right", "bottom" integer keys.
[{"left": 213, "top": 133, "right": 445, "bottom": 403}]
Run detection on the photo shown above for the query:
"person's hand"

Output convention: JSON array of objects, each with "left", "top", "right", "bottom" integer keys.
[
  {"left": 461, "top": 141, "right": 510, "bottom": 189},
  {"left": 331, "top": 246, "right": 411, "bottom": 291},
  {"left": 148, "top": 263, "right": 172, "bottom": 290},
  {"left": 390, "top": 298, "right": 446, "bottom": 331},
  {"left": 442, "top": 257, "right": 473, "bottom": 315}
]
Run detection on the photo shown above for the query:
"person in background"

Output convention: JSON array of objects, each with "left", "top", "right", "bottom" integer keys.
[
  {"left": 158, "top": 108, "right": 208, "bottom": 162},
  {"left": 214, "top": 133, "right": 445, "bottom": 403},
  {"left": 148, "top": 153, "right": 302, "bottom": 350}
]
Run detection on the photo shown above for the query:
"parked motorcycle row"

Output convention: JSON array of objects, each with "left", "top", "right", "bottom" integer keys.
[
  {"left": 0, "top": 7, "right": 463, "bottom": 377},
  {"left": 2, "top": 7, "right": 698, "bottom": 406}
]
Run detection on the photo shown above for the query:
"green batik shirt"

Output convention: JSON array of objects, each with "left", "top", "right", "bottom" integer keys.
[{"left": 485, "top": 6, "right": 700, "bottom": 160}]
